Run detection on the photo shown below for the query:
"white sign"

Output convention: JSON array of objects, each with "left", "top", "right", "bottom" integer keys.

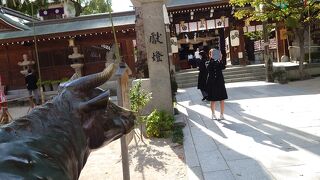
[
  {"left": 224, "top": 18, "right": 229, "bottom": 27},
  {"left": 180, "top": 21, "right": 189, "bottom": 32},
  {"left": 189, "top": 22, "right": 197, "bottom": 32},
  {"left": 215, "top": 19, "right": 224, "bottom": 28},
  {"left": 230, "top": 30, "right": 240, "bottom": 47},
  {"left": 256, "top": 25, "right": 263, "bottom": 31},
  {"left": 238, "top": 52, "right": 243, "bottom": 59},
  {"left": 198, "top": 19, "right": 207, "bottom": 30},
  {"left": 175, "top": 24, "right": 180, "bottom": 34},
  {"left": 225, "top": 37, "right": 230, "bottom": 53},
  {"left": 248, "top": 26, "right": 256, "bottom": 32},
  {"left": 207, "top": 19, "right": 215, "bottom": 29},
  {"left": 170, "top": 37, "right": 179, "bottom": 53}
]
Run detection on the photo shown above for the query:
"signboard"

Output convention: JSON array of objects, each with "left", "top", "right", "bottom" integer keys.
[
  {"left": 198, "top": 19, "right": 207, "bottom": 30},
  {"left": 256, "top": 25, "right": 263, "bottom": 31},
  {"left": 175, "top": 24, "right": 180, "bottom": 34},
  {"left": 230, "top": 30, "right": 240, "bottom": 47},
  {"left": 248, "top": 26, "right": 256, "bottom": 32},
  {"left": 170, "top": 37, "right": 178, "bottom": 53},
  {"left": 206, "top": 19, "right": 215, "bottom": 30},
  {"left": 189, "top": 22, "right": 197, "bottom": 32},
  {"left": 215, "top": 19, "right": 224, "bottom": 28},
  {"left": 180, "top": 21, "right": 189, "bottom": 32}
]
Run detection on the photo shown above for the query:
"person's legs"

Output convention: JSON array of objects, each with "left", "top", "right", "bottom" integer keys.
[
  {"left": 210, "top": 101, "right": 216, "bottom": 119},
  {"left": 220, "top": 100, "right": 225, "bottom": 119}
]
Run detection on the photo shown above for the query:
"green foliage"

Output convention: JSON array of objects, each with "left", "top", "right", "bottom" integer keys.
[
  {"left": 51, "top": 80, "right": 61, "bottom": 85},
  {"left": 36, "top": 79, "right": 41, "bottom": 87},
  {"left": 230, "top": 0, "right": 320, "bottom": 30},
  {"left": 129, "top": 80, "right": 151, "bottom": 114},
  {"left": 146, "top": 110, "right": 174, "bottom": 138},
  {"left": 171, "top": 78, "right": 178, "bottom": 94},
  {"left": 82, "top": 0, "right": 112, "bottom": 15},
  {"left": 60, "top": 77, "right": 69, "bottom": 83},
  {"left": 172, "top": 126, "right": 184, "bottom": 145},
  {"left": 244, "top": 31, "right": 263, "bottom": 40},
  {"left": 0, "top": 0, "right": 50, "bottom": 16},
  {"left": 42, "top": 80, "right": 51, "bottom": 86},
  {"left": 1, "top": 0, "right": 112, "bottom": 17},
  {"left": 129, "top": 80, "right": 151, "bottom": 126}
]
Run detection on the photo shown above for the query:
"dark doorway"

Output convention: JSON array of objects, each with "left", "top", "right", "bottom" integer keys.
[{"left": 244, "top": 37, "right": 255, "bottom": 62}]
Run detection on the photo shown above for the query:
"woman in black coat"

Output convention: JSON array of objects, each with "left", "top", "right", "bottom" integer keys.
[
  {"left": 206, "top": 48, "right": 228, "bottom": 120},
  {"left": 197, "top": 50, "right": 208, "bottom": 101}
]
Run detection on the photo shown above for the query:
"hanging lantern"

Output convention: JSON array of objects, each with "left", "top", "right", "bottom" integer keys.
[{"left": 68, "top": 38, "right": 75, "bottom": 47}]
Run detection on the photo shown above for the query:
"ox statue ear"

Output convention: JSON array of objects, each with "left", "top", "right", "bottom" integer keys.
[{"left": 79, "top": 90, "right": 110, "bottom": 112}]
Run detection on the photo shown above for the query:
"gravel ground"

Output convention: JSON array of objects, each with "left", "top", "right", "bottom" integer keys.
[{"left": 80, "top": 132, "right": 186, "bottom": 180}]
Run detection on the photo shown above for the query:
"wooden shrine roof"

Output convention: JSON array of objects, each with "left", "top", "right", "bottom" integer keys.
[
  {"left": 0, "top": 10, "right": 135, "bottom": 42},
  {"left": 0, "top": 6, "right": 38, "bottom": 31},
  {"left": 166, "top": 0, "right": 229, "bottom": 9}
]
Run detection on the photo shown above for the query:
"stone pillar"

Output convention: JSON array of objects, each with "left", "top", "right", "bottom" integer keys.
[{"left": 132, "top": 0, "right": 173, "bottom": 113}]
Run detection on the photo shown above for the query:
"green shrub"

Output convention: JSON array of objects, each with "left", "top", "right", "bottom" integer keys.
[
  {"left": 146, "top": 110, "right": 174, "bottom": 138},
  {"left": 51, "top": 80, "right": 61, "bottom": 84},
  {"left": 129, "top": 80, "right": 152, "bottom": 125},
  {"left": 171, "top": 78, "right": 178, "bottom": 94},
  {"left": 60, "top": 77, "right": 69, "bottom": 83},
  {"left": 172, "top": 126, "right": 184, "bottom": 145}
]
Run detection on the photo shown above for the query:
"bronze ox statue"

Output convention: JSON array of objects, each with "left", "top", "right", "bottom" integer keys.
[{"left": 0, "top": 63, "right": 135, "bottom": 179}]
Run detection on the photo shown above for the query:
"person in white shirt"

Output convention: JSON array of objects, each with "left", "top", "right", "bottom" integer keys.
[{"left": 194, "top": 48, "right": 201, "bottom": 59}]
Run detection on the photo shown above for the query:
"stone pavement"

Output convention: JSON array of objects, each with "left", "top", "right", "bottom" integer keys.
[
  {"left": 4, "top": 77, "right": 320, "bottom": 180},
  {"left": 176, "top": 76, "right": 320, "bottom": 180}
]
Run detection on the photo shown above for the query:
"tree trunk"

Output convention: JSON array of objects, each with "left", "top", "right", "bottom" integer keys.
[
  {"left": 71, "top": 0, "right": 82, "bottom": 17},
  {"left": 134, "top": 7, "right": 149, "bottom": 78},
  {"left": 295, "top": 28, "right": 309, "bottom": 80},
  {"left": 263, "top": 21, "right": 274, "bottom": 82}
]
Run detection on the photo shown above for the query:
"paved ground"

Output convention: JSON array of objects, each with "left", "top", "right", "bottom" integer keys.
[
  {"left": 177, "top": 77, "right": 320, "bottom": 180},
  {"left": 5, "top": 76, "right": 320, "bottom": 180}
]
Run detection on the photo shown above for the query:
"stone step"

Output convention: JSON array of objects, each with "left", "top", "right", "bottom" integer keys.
[
  {"left": 175, "top": 65, "right": 266, "bottom": 88},
  {"left": 178, "top": 76, "right": 265, "bottom": 88},
  {"left": 176, "top": 72, "right": 266, "bottom": 84},
  {"left": 176, "top": 65, "right": 265, "bottom": 79},
  {"left": 177, "top": 76, "right": 266, "bottom": 86}
]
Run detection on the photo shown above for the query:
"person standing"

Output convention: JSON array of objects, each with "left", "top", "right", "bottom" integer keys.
[
  {"left": 25, "top": 69, "right": 40, "bottom": 105},
  {"left": 197, "top": 50, "right": 208, "bottom": 101},
  {"left": 187, "top": 52, "right": 195, "bottom": 68},
  {"left": 206, "top": 48, "right": 228, "bottom": 120},
  {"left": 194, "top": 48, "right": 201, "bottom": 64}
]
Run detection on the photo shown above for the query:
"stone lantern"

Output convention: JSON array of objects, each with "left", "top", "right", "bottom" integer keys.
[
  {"left": 68, "top": 38, "right": 84, "bottom": 77},
  {"left": 18, "top": 54, "right": 35, "bottom": 75}
]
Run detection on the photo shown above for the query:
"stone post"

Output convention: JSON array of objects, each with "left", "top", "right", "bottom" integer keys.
[{"left": 131, "top": 0, "right": 173, "bottom": 113}]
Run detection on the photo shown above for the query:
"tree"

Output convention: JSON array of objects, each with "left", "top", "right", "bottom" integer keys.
[
  {"left": 230, "top": 0, "right": 320, "bottom": 80},
  {"left": 82, "top": 0, "right": 112, "bottom": 15},
  {"left": 0, "top": 0, "right": 112, "bottom": 17}
]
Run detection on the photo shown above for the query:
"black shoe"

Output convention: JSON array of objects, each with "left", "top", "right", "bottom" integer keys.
[{"left": 202, "top": 97, "right": 207, "bottom": 101}]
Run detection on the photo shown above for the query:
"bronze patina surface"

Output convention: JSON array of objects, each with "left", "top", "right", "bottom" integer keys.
[{"left": 0, "top": 63, "right": 135, "bottom": 179}]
